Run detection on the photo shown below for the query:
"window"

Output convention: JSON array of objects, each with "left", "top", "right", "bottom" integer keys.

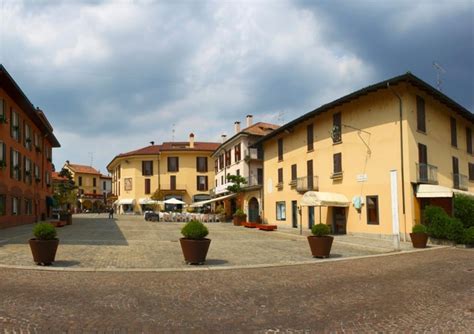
[
  {"left": 277, "top": 138, "right": 283, "bottom": 161},
  {"left": 34, "top": 164, "right": 40, "bottom": 182},
  {"left": 214, "top": 159, "right": 218, "bottom": 173},
  {"left": 278, "top": 167, "right": 283, "bottom": 185},
  {"left": 469, "top": 163, "right": 474, "bottom": 181},
  {"left": 93, "top": 178, "right": 97, "bottom": 187},
  {"left": 276, "top": 202, "right": 286, "bottom": 220},
  {"left": 78, "top": 176, "right": 83, "bottom": 186},
  {"left": 291, "top": 164, "right": 297, "bottom": 181},
  {"left": 333, "top": 153, "right": 342, "bottom": 174},
  {"left": 225, "top": 150, "right": 231, "bottom": 167},
  {"left": 117, "top": 165, "right": 121, "bottom": 179},
  {"left": 307, "top": 124, "right": 314, "bottom": 151},
  {"left": 236, "top": 169, "right": 240, "bottom": 176},
  {"left": 0, "top": 98, "right": 6, "bottom": 122},
  {"left": 10, "top": 110, "right": 20, "bottom": 142},
  {"left": 196, "top": 157, "right": 208, "bottom": 172},
  {"left": 24, "top": 157, "right": 32, "bottom": 184},
  {"left": 12, "top": 197, "right": 19, "bottom": 215},
  {"left": 0, "top": 141, "right": 6, "bottom": 167},
  {"left": 467, "top": 127, "right": 472, "bottom": 154},
  {"left": 332, "top": 112, "right": 342, "bottom": 143},
  {"left": 24, "top": 198, "right": 32, "bottom": 215},
  {"left": 142, "top": 161, "right": 154, "bottom": 176},
  {"left": 219, "top": 154, "right": 224, "bottom": 170},
  {"left": 451, "top": 117, "right": 457, "bottom": 147},
  {"left": 45, "top": 171, "right": 51, "bottom": 186},
  {"left": 453, "top": 156, "right": 459, "bottom": 189},
  {"left": 416, "top": 96, "right": 426, "bottom": 133},
  {"left": 234, "top": 143, "right": 241, "bottom": 162},
  {"left": 34, "top": 132, "right": 40, "bottom": 151},
  {"left": 366, "top": 196, "right": 379, "bottom": 225},
  {"left": 257, "top": 168, "right": 263, "bottom": 185},
  {"left": 220, "top": 175, "right": 224, "bottom": 185},
  {"left": 10, "top": 149, "right": 21, "bottom": 181},
  {"left": 0, "top": 195, "right": 5, "bottom": 216},
  {"left": 118, "top": 181, "right": 120, "bottom": 196},
  {"left": 197, "top": 176, "right": 208, "bottom": 191},
  {"left": 144, "top": 178, "right": 151, "bottom": 194},
  {"left": 103, "top": 181, "right": 106, "bottom": 191},
  {"left": 307, "top": 159, "right": 314, "bottom": 189},
  {"left": 170, "top": 175, "right": 176, "bottom": 190},
  {"left": 23, "top": 122, "right": 32, "bottom": 150},
  {"left": 168, "top": 157, "right": 179, "bottom": 172},
  {"left": 45, "top": 145, "right": 52, "bottom": 162}
]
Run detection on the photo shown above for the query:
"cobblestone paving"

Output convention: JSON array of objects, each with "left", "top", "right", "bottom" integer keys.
[
  {"left": 0, "top": 214, "right": 409, "bottom": 270},
  {"left": 0, "top": 248, "right": 472, "bottom": 332}
]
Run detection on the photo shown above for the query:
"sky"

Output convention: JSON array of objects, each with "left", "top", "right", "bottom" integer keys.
[{"left": 1, "top": 0, "right": 473, "bottom": 174}]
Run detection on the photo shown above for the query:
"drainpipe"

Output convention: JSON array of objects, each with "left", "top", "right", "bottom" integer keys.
[{"left": 387, "top": 82, "right": 407, "bottom": 241}]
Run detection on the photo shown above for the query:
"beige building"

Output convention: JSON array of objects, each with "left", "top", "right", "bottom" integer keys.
[
  {"left": 106, "top": 134, "right": 219, "bottom": 214},
  {"left": 63, "top": 161, "right": 111, "bottom": 212},
  {"left": 210, "top": 115, "right": 279, "bottom": 221},
  {"left": 256, "top": 73, "right": 473, "bottom": 239}
]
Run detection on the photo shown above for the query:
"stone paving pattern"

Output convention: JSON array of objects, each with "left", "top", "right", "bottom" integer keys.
[
  {"left": 0, "top": 214, "right": 411, "bottom": 269},
  {"left": 0, "top": 248, "right": 472, "bottom": 332}
]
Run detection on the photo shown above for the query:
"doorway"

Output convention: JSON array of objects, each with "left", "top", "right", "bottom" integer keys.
[
  {"left": 308, "top": 206, "right": 314, "bottom": 229},
  {"left": 291, "top": 200, "right": 298, "bottom": 228},
  {"left": 332, "top": 207, "right": 346, "bottom": 234},
  {"left": 248, "top": 197, "right": 259, "bottom": 222}
]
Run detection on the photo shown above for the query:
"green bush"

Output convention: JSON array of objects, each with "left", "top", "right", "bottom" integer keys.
[
  {"left": 32, "top": 222, "right": 57, "bottom": 240},
  {"left": 181, "top": 220, "right": 209, "bottom": 239},
  {"left": 424, "top": 206, "right": 450, "bottom": 239},
  {"left": 446, "top": 218, "right": 465, "bottom": 243},
  {"left": 234, "top": 209, "right": 246, "bottom": 217},
  {"left": 311, "top": 223, "right": 331, "bottom": 237},
  {"left": 463, "top": 227, "right": 474, "bottom": 245},
  {"left": 454, "top": 194, "right": 474, "bottom": 229},
  {"left": 412, "top": 224, "right": 427, "bottom": 234}
]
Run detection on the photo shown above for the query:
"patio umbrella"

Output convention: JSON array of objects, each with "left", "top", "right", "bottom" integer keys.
[{"left": 163, "top": 198, "right": 186, "bottom": 205}]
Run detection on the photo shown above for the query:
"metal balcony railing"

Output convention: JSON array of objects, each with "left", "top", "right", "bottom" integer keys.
[
  {"left": 296, "top": 175, "right": 319, "bottom": 192},
  {"left": 416, "top": 163, "right": 438, "bottom": 184},
  {"left": 453, "top": 173, "right": 468, "bottom": 191}
]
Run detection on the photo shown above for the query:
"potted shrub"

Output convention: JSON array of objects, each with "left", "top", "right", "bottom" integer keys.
[
  {"left": 307, "top": 223, "right": 333, "bottom": 258},
  {"left": 29, "top": 222, "right": 59, "bottom": 266},
  {"left": 233, "top": 209, "right": 247, "bottom": 226},
  {"left": 180, "top": 220, "right": 211, "bottom": 265},
  {"left": 410, "top": 224, "right": 428, "bottom": 248}
]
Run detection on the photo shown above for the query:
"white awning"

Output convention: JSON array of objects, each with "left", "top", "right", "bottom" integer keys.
[
  {"left": 416, "top": 184, "right": 453, "bottom": 198},
  {"left": 139, "top": 198, "right": 162, "bottom": 205},
  {"left": 300, "top": 191, "right": 350, "bottom": 207},
  {"left": 116, "top": 198, "right": 135, "bottom": 205},
  {"left": 190, "top": 193, "right": 237, "bottom": 207},
  {"left": 452, "top": 189, "right": 474, "bottom": 197}
]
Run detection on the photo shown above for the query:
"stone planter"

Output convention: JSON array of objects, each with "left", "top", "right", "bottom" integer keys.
[
  {"left": 179, "top": 238, "right": 211, "bottom": 265},
  {"left": 307, "top": 235, "right": 334, "bottom": 258},
  {"left": 410, "top": 232, "right": 428, "bottom": 248},
  {"left": 29, "top": 238, "right": 59, "bottom": 265}
]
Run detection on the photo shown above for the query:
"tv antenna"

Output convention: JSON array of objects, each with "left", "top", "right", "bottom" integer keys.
[
  {"left": 88, "top": 152, "right": 94, "bottom": 167},
  {"left": 432, "top": 61, "right": 446, "bottom": 91},
  {"left": 171, "top": 123, "right": 176, "bottom": 141},
  {"left": 277, "top": 110, "right": 285, "bottom": 125}
]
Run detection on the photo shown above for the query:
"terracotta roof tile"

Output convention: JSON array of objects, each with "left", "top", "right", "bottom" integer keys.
[
  {"left": 52, "top": 172, "right": 68, "bottom": 181},
  {"left": 67, "top": 164, "right": 101, "bottom": 175},
  {"left": 241, "top": 122, "right": 280, "bottom": 136}
]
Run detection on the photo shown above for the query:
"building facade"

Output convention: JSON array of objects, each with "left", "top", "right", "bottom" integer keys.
[
  {"left": 62, "top": 161, "right": 111, "bottom": 212},
  {"left": 107, "top": 134, "right": 219, "bottom": 214},
  {"left": 256, "top": 73, "right": 473, "bottom": 239},
  {"left": 0, "top": 65, "right": 60, "bottom": 228},
  {"left": 211, "top": 115, "right": 279, "bottom": 221}
]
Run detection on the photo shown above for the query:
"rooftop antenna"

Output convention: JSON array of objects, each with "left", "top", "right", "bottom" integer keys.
[
  {"left": 171, "top": 123, "right": 176, "bottom": 142},
  {"left": 433, "top": 61, "right": 446, "bottom": 91},
  {"left": 88, "top": 152, "right": 94, "bottom": 167},
  {"left": 277, "top": 110, "right": 285, "bottom": 125}
]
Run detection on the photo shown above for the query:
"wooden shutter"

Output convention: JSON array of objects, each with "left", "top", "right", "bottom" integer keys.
[
  {"left": 418, "top": 144, "right": 427, "bottom": 164},
  {"left": 416, "top": 96, "right": 426, "bottom": 132},
  {"left": 469, "top": 163, "right": 474, "bottom": 181},
  {"left": 466, "top": 127, "right": 472, "bottom": 154},
  {"left": 205, "top": 176, "right": 208, "bottom": 191},
  {"left": 291, "top": 164, "right": 297, "bottom": 181},
  {"left": 278, "top": 168, "right": 283, "bottom": 183},
  {"left": 333, "top": 153, "right": 342, "bottom": 173},
  {"left": 278, "top": 138, "right": 283, "bottom": 161},
  {"left": 307, "top": 124, "right": 314, "bottom": 151},
  {"left": 452, "top": 156, "right": 459, "bottom": 174},
  {"left": 451, "top": 117, "right": 457, "bottom": 147}
]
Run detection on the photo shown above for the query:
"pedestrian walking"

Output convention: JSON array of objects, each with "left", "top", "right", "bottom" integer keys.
[{"left": 108, "top": 207, "right": 114, "bottom": 219}]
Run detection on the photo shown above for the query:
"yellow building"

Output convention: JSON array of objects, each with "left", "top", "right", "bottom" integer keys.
[
  {"left": 63, "top": 161, "right": 111, "bottom": 212},
  {"left": 256, "top": 73, "right": 473, "bottom": 240},
  {"left": 106, "top": 134, "right": 219, "bottom": 214}
]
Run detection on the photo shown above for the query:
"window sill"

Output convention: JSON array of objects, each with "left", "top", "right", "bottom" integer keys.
[
  {"left": 307, "top": 149, "right": 314, "bottom": 153},
  {"left": 416, "top": 129, "right": 427, "bottom": 135},
  {"left": 332, "top": 141, "right": 342, "bottom": 146}
]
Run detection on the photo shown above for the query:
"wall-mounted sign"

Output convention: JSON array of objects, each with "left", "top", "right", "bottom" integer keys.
[{"left": 356, "top": 174, "right": 368, "bottom": 182}]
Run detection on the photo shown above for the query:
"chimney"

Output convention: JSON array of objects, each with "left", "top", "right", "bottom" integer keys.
[
  {"left": 246, "top": 114, "right": 253, "bottom": 127},
  {"left": 234, "top": 121, "right": 241, "bottom": 134},
  {"left": 221, "top": 134, "right": 227, "bottom": 143},
  {"left": 189, "top": 133, "right": 195, "bottom": 148},
  {"left": 66, "top": 160, "right": 70, "bottom": 165}
]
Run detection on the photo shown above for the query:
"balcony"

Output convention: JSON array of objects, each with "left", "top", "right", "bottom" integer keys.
[
  {"left": 296, "top": 176, "right": 319, "bottom": 192},
  {"left": 244, "top": 148, "right": 263, "bottom": 161},
  {"left": 244, "top": 175, "right": 263, "bottom": 187},
  {"left": 453, "top": 173, "right": 468, "bottom": 191},
  {"left": 416, "top": 163, "right": 438, "bottom": 184},
  {"left": 160, "top": 184, "right": 187, "bottom": 192}
]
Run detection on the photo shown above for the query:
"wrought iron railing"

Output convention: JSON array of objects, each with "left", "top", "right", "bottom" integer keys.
[{"left": 416, "top": 163, "right": 438, "bottom": 184}]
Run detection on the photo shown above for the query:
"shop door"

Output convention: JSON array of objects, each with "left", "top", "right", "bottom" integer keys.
[
  {"left": 332, "top": 207, "right": 346, "bottom": 234},
  {"left": 248, "top": 198, "right": 259, "bottom": 222},
  {"left": 291, "top": 200, "right": 298, "bottom": 228}
]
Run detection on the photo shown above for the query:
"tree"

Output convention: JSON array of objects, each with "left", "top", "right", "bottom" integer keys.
[
  {"left": 151, "top": 188, "right": 165, "bottom": 201},
  {"left": 226, "top": 174, "right": 247, "bottom": 193},
  {"left": 53, "top": 168, "right": 77, "bottom": 212}
]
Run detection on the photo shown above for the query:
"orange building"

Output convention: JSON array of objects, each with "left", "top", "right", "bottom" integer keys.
[{"left": 0, "top": 65, "right": 60, "bottom": 228}]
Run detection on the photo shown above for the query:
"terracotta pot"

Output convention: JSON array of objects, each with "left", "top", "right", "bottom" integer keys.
[
  {"left": 410, "top": 232, "right": 428, "bottom": 248},
  {"left": 307, "top": 235, "right": 334, "bottom": 258},
  {"left": 29, "top": 238, "right": 59, "bottom": 265},
  {"left": 60, "top": 213, "right": 72, "bottom": 225},
  {"left": 233, "top": 215, "right": 247, "bottom": 226},
  {"left": 180, "top": 238, "right": 211, "bottom": 265}
]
